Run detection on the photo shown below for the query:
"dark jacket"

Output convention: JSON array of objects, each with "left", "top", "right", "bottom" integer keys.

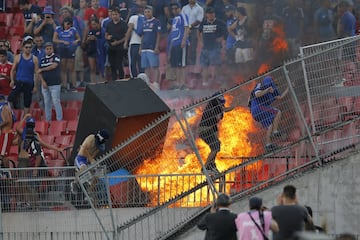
[{"left": 197, "top": 208, "right": 237, "bottom": 240}]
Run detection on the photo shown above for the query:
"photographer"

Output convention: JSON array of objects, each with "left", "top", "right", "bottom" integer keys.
[
  {"left": 197, "top": 193, "right": 237, "bottom": 240},
  {"left": 235, "top": 197, "right": 279, "bottom": 240},
  {"left": 16, "top": 114, "right": 62, "bottom": 176},
  {"left": 34, "top": 6, "right": 59, "bottom": 44}
]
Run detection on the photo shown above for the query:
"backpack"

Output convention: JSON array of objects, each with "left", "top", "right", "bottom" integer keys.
[{"left": 134, "top": 15, "right": 145, "bottom": 36}]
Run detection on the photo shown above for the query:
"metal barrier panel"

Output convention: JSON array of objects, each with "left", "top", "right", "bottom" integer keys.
[{"left": 292, "top": 36, "right": 360, "bottom": 157}]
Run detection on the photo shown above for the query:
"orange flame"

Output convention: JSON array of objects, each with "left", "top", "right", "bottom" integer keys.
[
  {"left": 271, "top": 24, "right": 288, "bottom": 54},
  {"left": 135, "top": 96, "right": 262, "bottom": 206},
  {"left": 257, "top": 64, "right": 270, "bottom": 75}
]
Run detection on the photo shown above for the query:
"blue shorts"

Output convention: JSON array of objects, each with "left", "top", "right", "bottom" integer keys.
[
  {"left": 251, "top": 105, "right": 279, "bottom": 129},
  {"left": 75, "top": 155, "right": 88, "bottom": 170},
  {"left": 141, "top": 51, "right": 159, "bottom": 68},
  {"left": 200, "top": 48, "right": 221, "bottom": 66},
  {"left": 170, "top": 45, "right": 186, "bottom": 68}
]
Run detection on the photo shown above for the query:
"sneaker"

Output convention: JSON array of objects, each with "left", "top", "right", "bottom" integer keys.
[
  {"left": 272, "top": 131, "right": 282, "bottom": 138},
  {"left": 265, "top": 143, "right": 279, "bottom": 152}
]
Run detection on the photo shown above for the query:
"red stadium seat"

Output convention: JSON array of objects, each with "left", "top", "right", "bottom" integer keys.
[
  {"left": 30, "top": 101, "right": 40, "bottom": 109},
  {"left": 62, "top": 108, "right": 79, "bottom": 121},
  {"left": 43, "top": 148, "right": 58, "bottom": 160},
  {"left": 9, "top": 26, "right": 24, "bottom": 36},
  {"left": 37, "top": 0, "right": 48, "bottom": 7},
  {"left": 66, "top": 100, "right": 82, "bottom": 109},
  {"left": 48, "top": 120, "right": 67, "bottom": 136},
  {"left": 40, "top": 135, "right": 55, "bottom": 145},
  {"left": 30, "top": 108, "right": 43, "bottom": 121},
  {"left": 34, "top": 120, "right": 49, "bottom": 135},
  {"left": 9, "top": 36, "right": 22, "bottom": 55},
  {"left": 13, "top": 121, "right": 24, "bottom": 131},
  {"left": 13, "top": 13, "right": 25, "bottom": 27},
  {"left": 66, "top": 120, "right": 78, "bottom": 135},
  {"left": 0, "top": 13, "right": 6, "bottom": 26},
  {"left": 54, "top": 135, "right": 72, "bottom": 148},
  {"left": 0, "top": 27, "right": 8, "bottom": 39}
]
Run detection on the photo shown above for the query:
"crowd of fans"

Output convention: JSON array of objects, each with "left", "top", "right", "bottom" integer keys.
[{"left": 1, "top": 0, "right": 360, "bottom": 97}]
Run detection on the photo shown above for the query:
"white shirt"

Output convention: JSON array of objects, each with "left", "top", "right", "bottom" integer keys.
[
  {"left": 181, "top": 3, "right": 204, "bottom": 28},
  {"left": 128, "top": 14, "right": 142, "bottom": 45}
]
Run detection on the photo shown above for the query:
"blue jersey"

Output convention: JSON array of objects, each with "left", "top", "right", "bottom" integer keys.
[
  {"left": 168, "top": 13, "right": 189, "bottom": 47},
  {"left": 32, "top": 47, "right": 46, "bottom": 64},
  {"left": 141, "top": 17, "right": 161, "bottom": 50},
  {"left": 56, "top": 26, "right": 78, "bottom": 49},
  {"left": 226, "top": 17, "right": 237, "bottom": 50},
  {"left": 250, "top": 76, "right": 280, "bottom": 110},
  {"left": 16, "top": 54, "right": 35, "bottom": 83}
]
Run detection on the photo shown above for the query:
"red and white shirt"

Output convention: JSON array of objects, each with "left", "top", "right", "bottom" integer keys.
[{"left": 0, "top": 61, "right": 12, "bottom": 96}]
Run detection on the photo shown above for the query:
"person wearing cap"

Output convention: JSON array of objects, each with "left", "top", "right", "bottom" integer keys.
[
  {"left": 198, "top": 6, "right": 226, "bottom": 86},
  {"left": 168, "top": 2, "right": 190, "bottom": 89},
  {"left": 198, "top": 93, "right": 235, "bottom": 173},
  {"left": 181, "top": 0, "right": 204, "bottom": 71},
  {"left": 53, "top": 17, "right": 81, "bottom": 92},
  {"left": 249, "top": 76, "right": 288, "bottom": 152},
  {"left": 34, "top": 6, "right": 60, "bottom": 44},
  {"left": 197, "top": 193, "right": 237, "bottom": 240},
  {"left": 235, "top": 196, "right": 279, "bottom": 240},
  {"left": 19, "top": 0, "right": 42, "bottom": 36},
  {"left": 74, "top": 129, "right": 110, "bottom": 172},
  {"left": 16, "top": 113, "right": 62, "bottom": 174},
  {"left": 271, "top": 185, "right": 313, "bottom": 240},
  {"left": 37, "top": 42, "right": 63, "bottom": 122},
  {"left": 8, "top": 39, "right": 39, "bottom": 115}
]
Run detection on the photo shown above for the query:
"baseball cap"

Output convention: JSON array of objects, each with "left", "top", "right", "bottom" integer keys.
[
  {"left": 95, "top": 129, "right": 110, "bottom": 151},
  {"left": 23, "top": 35, "right": 33, "bottom": 42},
  {"left": 44, "top": 42, "right": 53, "bottom": 47},
  {"left": 205, "top": 7, "right": 215, "bottom": 14},
  {"left": 249, "top": 197, "right": 263, "bottom": 210},
  {"left": 225, "top": 5, "right": 236, "bottom": 12}
]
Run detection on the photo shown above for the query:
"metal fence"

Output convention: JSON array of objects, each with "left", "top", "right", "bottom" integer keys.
[{"left": 2, "top": 36, "right": 360, "bottom": 239}]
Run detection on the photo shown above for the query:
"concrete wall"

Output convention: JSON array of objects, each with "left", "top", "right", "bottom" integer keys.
[
  {"left": 179, "top": 154, "right": 360, "bottom": 240},
  {"left": 2, "top": 154, "right": 359, "bottom": 239}
]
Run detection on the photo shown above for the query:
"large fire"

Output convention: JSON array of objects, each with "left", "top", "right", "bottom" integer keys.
[{"left": 135, "top": 96, "right": 262, "bottom": 206}]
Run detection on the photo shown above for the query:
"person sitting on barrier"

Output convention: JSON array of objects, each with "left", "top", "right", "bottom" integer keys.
[
  {"left": 249, "top": 76, "right": 288, "bottom": 152},
  {"left": 198, "top": 93, "right": 235, "bottom": 173},
  {"left": 71, "top": 129, "right": 109, "bottom": 196},
  {"left": 197, "top": 193, "right": 238, "bottom": 240}
]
